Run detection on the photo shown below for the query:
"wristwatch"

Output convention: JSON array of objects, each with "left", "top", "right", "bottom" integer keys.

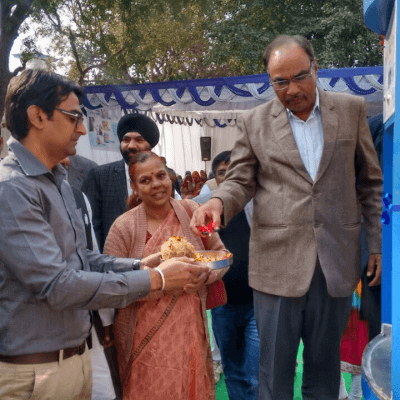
[{"left": 132, "top": 258, "right": 141, "bottom": 270}]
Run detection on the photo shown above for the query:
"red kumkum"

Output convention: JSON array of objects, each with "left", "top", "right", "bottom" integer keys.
[{"left": 198, "top": 221, "right": 217, "bottom": 235}]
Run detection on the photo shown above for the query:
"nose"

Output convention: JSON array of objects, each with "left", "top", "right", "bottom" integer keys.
[
  {"left": 128, "top": 139, "right": 139, "bottom": 151},
  {"left": 286, "top": 79, "right": 301, "bottom": 96},
  {"left": 151, "top": 178, "right": 162, "bottom": 188},
  {"left": 77, "top": 121, "right": 87, "bottom": 136}
]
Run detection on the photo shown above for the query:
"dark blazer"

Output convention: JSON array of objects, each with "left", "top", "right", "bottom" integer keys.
[
  {"left": 68, "top": 154, "right": 98, "bottom": 190},
  {"left": 82, "top": 159, "right": 128, "bottom": 252},
  {"left": 213, "top": 89, "right": 383, "bottom": 298}
]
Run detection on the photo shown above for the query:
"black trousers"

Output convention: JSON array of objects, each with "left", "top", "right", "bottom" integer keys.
[
  {"left": 254, "top": 260, "right": 352, "bottom": 400},
  {"left": 92, "top": 311, "right": 122, "bottom": 399}
]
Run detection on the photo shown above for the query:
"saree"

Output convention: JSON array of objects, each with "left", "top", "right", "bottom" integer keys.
[{"left": 104, "top": 199, "right": 226, "bottom": 400}]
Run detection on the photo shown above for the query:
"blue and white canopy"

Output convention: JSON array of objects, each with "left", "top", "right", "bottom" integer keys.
[
  {"left": 78, "top": 67, "right": 383, "bottom": 173},
  {"left": 83, "top": 66, "right": 383, "bottom": 128}
]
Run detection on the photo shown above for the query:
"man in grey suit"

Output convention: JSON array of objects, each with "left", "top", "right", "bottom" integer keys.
[
  {"left": 190, "top": 35, "right": 382, "bottom": 400},
  {"left": 68, "top": 154, "right": 98, "bottom": 190}
]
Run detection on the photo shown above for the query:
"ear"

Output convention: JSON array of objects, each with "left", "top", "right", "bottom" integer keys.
[
  {"left": 313, "top": 57, "right": 318, "bottom": 73},
  {"left": 26, "top": 105, "right": 47, "bottom": 130},
  {"left": 130, "top": 179, "right": 137, "bottom": 193}
]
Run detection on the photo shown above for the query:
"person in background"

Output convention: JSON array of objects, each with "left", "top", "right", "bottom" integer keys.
[
  {"left": 338, "top": 114, "right": 384, "bottom": 400},
  {"left": 103, "top": 151, "right": 228, "bottom": 400},
  {"left": 82, "top": 113, "right": 160, "bottom": 251},
  {"left": 159, "top": 156, "right": 181, "bottom": 198},
  {"left": 190, "top": 35, "right": 382, "bottom": 400},
  {"left": 200, "top": 170, "right": 207, "bottom": 182},
  {"left": 191, "top": 170, "right": 201, "bottom": 189},
  {"left": 181, "top": 173, "right": 195, "bottom": 199},
  {"left": 167, "top": 167, "right": 181, "bottom": 198},
  {"left": 68, "top": 154, "right": 98, "bottom": 190},
  {"left": 0, "top": 69, "right": 210, "bottom": 400},
  {"left": 61, "top": 156, "right": 119, "bottom": 400},
  {"left": 197, "top": 173, "right": 218, "bottom": 198},
  {"left": 198, "top": 151, "right": 260, "bottom": 400},
  {"left": 0, "top": 127, "right": 3, "bottom": 160},
  {"left": 194, "top": 181, "right": 205, "bottom": 197}
]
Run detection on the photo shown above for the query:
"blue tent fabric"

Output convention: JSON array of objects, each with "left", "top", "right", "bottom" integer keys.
[{"left": 83, "top": 66, "right": 383, "bottom": 127}]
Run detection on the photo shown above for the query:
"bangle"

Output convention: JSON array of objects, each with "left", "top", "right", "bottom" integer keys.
[{"left": 154, "top": 267, "right": 166, "bottom": 291}]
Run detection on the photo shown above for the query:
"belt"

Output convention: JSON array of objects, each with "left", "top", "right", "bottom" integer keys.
[{"left": 0, "top": 341, "right": 86, "bottom": 364}]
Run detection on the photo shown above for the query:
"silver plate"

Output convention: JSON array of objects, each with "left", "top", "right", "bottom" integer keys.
[{"left": 195, "top": 250, "right": 233, "bottom": 269}]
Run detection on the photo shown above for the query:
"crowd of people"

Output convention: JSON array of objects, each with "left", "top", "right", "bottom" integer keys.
[
  {"left": 0, "top": 34, "right": 383, "bottom": 400},
  {"left": 177, "top": 170, "right": 213, "bottom": 199}
]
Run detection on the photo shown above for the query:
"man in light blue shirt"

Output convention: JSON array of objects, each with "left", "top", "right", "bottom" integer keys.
[
  {"left": 287, "top": 86, "right": 324, "bottom": 181},
  {"left": 190, "top": 35, "right": 382, "bottom": 400}
]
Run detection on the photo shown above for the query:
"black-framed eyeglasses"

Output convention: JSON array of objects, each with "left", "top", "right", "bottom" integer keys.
[
  {"left": 270, "top": 61, "right": 314, "bottom": 91},
  {"left": 55, "top": 107, "right": 84, "bottom": 128}
]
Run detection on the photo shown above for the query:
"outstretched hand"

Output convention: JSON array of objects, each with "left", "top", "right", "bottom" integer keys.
[
  {"left": 158, "top": 256, "right": 211, "bottom": 292},
  {"left": 190, "top": 198, "right": 224, "bottom": 237}
]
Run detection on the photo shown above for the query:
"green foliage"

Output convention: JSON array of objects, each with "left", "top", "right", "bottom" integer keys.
[
  {"left": 204, "top": 0, "right": 382, "bottom": 75},
  {"left": 7, "top": 0, "right": 383, "bottom": 88},
  {"left": 27, "top": 0, "right": 217, "bottom": 84},
  {"left": 0, "top": 0, "right": 36, "bottom": 120}
]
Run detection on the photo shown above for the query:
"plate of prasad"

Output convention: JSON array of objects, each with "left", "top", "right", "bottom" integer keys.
[{"left": 161, "top": 236, "right": 233, "bottom": 269}]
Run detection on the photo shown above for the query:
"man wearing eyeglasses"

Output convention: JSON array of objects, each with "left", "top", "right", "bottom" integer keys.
[
  {"left": 190, "top": 35, "right": 382, "bottom": 400},
  {"left": 0, "top": 69, "right": 211, "bottom": 400}
]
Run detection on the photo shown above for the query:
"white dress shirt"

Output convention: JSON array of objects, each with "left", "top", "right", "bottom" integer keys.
[{"left": 286, "top": 89, "right": 324, "bottom": 181}]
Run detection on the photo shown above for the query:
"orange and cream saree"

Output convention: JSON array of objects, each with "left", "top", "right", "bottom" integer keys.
[{"left": 104, "top": 199, "right": 227, "bottom": 400}]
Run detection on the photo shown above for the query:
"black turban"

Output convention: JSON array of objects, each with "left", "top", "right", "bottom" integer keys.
[{"left": 117, "top": 113, "right": 160, "bottom": 148}]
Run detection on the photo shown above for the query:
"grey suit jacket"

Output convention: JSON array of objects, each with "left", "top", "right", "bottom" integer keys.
[
  {"left": 213, "top": 89, "right": 382, "bottom": 298},
  {"left": 82, "top": 159, "right": 128, "bottom": 252},
  {"left": 68, "top": 154, "right": 98, "bottom": 190}
]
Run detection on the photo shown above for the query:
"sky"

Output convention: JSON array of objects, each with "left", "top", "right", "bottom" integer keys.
[
  {"left": 8, "top": 20, "right": 53, "bottom": 73},
  {"left": 9, "top": 37, "right": 23, "bottom": 72}
]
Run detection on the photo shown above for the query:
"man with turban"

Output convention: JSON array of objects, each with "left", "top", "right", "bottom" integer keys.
[{"left": 82, "top": 113, "right": 160, "bottom": 252}]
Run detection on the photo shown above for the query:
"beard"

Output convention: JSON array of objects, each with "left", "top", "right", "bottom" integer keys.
[{"left": 121, "top": 148, "right": 139, "bottom": 165}]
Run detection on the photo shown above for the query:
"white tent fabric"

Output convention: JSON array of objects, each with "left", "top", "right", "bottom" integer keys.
[{"left": 76, "top": 108, "right": 240, "bottom": 175}]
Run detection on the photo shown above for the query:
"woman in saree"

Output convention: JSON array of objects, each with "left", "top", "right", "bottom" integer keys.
[{"left": 103, "top": 152, "right": 228, "bottom": 400}]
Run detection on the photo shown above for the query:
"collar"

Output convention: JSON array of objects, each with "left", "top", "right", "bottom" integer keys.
[
  {"left": 286, "top": 88, "right": 320, "bottom": 121},
  {"left": 8, "top": 137, "right": 67, "bottom": 182}
]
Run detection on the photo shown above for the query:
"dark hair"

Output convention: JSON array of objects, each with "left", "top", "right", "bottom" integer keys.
[
  {"left": 263, "top": 35, "right": 315, "bottom": 70},
  {"left": 212, "top": 150, "right": 231, "bottom": 175},
  {"left": 128, "top": 151, "right": 167, "bottom": 183},
  {"left": 4, "top": 69, "right": 83, "bottom": 141}
]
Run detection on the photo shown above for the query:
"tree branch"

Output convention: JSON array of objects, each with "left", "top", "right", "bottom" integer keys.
[
  {"left": 81, "top": 46, "right": 127, "bottom": 75},
  {"left": 42, "top": 7, "right": 62, "bottom": 30},
  {"left": 68, "top": 27, "right": 84, "bottom": 78}
]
